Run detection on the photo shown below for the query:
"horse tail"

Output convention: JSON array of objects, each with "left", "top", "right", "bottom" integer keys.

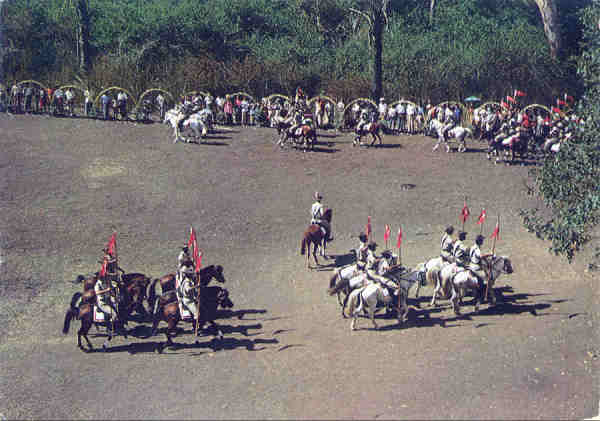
[
  {"left": 328, "top": 270, "right": 339, "bottom": 289},
  {"left": 328, "top": 278, "right": 348, "bottom": 296},
  {"left": 63, "top": 292, "right": 81, "bottom": 334},
  {"left": 301, "top": 236, "right": 307, "bottom": 255}
]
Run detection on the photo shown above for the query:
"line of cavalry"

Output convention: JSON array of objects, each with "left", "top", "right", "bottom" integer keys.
[
  {"left": 63, "top": 199, "right": 514, "bottom": 352},
  {"left": 163, "top": 94, "right": 580, "bottom": 164}
]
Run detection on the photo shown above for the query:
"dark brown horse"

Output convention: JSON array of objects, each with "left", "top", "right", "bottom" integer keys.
[
  {"left": 354, "top": 122, "right": 384, "bottom": 147},
  {"left": 78, "top": 272, "right": 151, "bottom": 320},
  {"left": 280, "top": 124, "right": 317, "bottom": 151},
  {"left": 63, "top": 292, "right": 127, "bottom": 352},
  {"left": 300, "top": 208, "right": 333, "bottom": 268},
  {"left": 146, "top": 265, "right": 226, "bottom": 313},
  {"left": 151, "top": 286, "right": 234, "bottom": 352}
]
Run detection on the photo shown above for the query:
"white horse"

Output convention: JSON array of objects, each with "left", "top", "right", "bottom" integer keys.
[
  {"left": 181, "top": 113, "right": 209, "bottom": 139},
  {"left": 347, "top": 282, "right": 393, "bottom": 330},
  {"left": 433, "top": 255, "right": 513, "bottom": 314},
  {"left": 163, "top": 107, "right": 186, "bottom": 143},
  {"left": 413, "top": 256, "right": 450, "bottom": 302},
  {"left": 429, "top": 119, "right": 472, "bottom": 153},
  {"left": 327, "top": 254, "right": 394, "bottom": 315}
]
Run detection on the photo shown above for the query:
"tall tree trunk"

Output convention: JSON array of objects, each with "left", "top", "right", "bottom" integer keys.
[
  {"left": 0, "top": 0, "right": 7, "bottom": 87},
  {"left": 76, "top": 0, "right": 91, "bottom": 74},
  {"left": 429, "top": 0, "right": 436, "bottom": 26},
  {"left": 371, "top": 8, "right": 384, "bottom": 102},
  {"left": 534, "top": 0, "right": 560, "bottom": 59}
]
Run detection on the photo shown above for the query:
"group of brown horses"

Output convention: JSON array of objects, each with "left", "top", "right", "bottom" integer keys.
[{"left": 62, "top": 265, "right": 232, "bottom": 353}]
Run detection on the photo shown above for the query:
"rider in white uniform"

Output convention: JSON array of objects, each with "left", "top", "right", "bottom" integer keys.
[
  {"left": 365, "top": 242, "right": 396, "bottom": 290},
  {"left": 440, "top": 226, "right": 455, "bottom": 263},
  {"left": 177, "top": 264, "right": 198, "bottom": 324},
  {"left": 311, "top": 192, "right": 333, "bottom": 241},
  {"left": 468, "top": 235, "right": 488, "bottom": 284},
  {"left": 453, "top": 231, "right": 469, "bottom": 269}
]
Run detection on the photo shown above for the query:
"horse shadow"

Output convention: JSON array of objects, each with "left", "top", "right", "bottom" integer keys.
[
  {"left": 370, "top": 143, "right": 402, "bottom": 149},
  {"left": 220, "top": 308, "right": 268, "bottom": 320},
  {"left": 331, "top": 251, "right": 357, "bottom": 268}
]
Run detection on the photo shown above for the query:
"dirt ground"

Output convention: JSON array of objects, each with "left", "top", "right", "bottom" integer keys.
[{"left": 0, "top": 113, "right": 598, "bottom": 420}]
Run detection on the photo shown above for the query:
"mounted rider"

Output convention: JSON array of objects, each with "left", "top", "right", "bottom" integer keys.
[
  {"left": 176, "top": 261, "right": 199, "bottom": 328},
  {"left": 469, "top": 235, "right": 490, "bottom": 285},
  {"left": 442, "top": 106, "right": 456, "bottom": 141},
  {"left": 311, "top": 192, "right": 333, "bottom": 242},
  {"left": 365, "top": 242, "right": 397, "bottom": 290},
  {"left": 176, "top": 246, "right": 194, "bottom": 287},
  {"left": 94, "top": 275, "right": 120, "bottom": 332},
  {"left": 440, "top": 225, "right": 455, "bottom": 263},
  {"left": 452, "top": 231, "right": 469, "bottom": 268},
  {"left": 356, "top": 108, "right": 369, "bottom": 132},
  {"left": 355, "top": 232, "right": 369, "bottom": 270}
]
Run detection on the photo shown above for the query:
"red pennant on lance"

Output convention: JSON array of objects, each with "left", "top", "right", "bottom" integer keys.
[
  {"left": 507, "top": 96, "right": 516, "bottom": 104},
  {"left": 500, "top": 101, "right": 509, "bottom": 109},
  {"left": 366, "top": 216, "right": 372, "bottom": 238},
  {"left": 396, "top": 227, "right": 403, "bottom": 248},
  {"left": 565, "top": 94, "right": 574, "bottom": 104},
  {"left": 384, "top": 225, "right": 390, "bottom": 242},
  {"left": 514, "top": 89, "right": 526, "bottom": 97},
  {"left": 461, "top": 201, "right": 470, "bottom": 223},
  {"left": 477, "top": 208, "right": 486, "bottom": 225},
  {"left": 491, "top": 221, "right": 500, "bottom": 240},
  {"left": 557, "top": 98, "right": 567, "bottom": 106},
  {"left": 106, "top": 232, "right": 117, "bottom": 256},
  {"left": 188, "top": 227, "right": 202, "bottom": 272},
  {"left": 552, "top": 106, "right": 561, "bottom": 114}
]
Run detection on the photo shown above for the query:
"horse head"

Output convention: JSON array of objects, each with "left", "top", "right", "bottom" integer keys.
[
  {"left": 322, "top": 208, "right": 333, "bottom": 223},
  {"left": 213, "top": 265, "right": 226, "bottom": 283}
]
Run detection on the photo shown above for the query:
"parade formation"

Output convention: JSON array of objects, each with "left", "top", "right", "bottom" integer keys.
[{"left": 0, "top": 81, "right": 583, "bottom": 164}]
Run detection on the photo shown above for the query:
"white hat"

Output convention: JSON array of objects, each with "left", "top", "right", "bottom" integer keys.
[
  {"left": 379, "top": 97, "right": 385, "bottom": 101},
  {"left": 314, "top": 192, "right": 322, "bottom": 200}
]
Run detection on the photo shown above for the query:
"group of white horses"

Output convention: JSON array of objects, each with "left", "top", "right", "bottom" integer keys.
[
  {"left": 163, "top": 105, "right": 212, "bottom": 143},
  {"left": 327, "top": 248, "right": 513, "bottom": 331}
]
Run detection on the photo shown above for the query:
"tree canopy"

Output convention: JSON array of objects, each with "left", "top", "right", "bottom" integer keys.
[{"left": 1, "top": 0, "right": 589, "bottom": 101}]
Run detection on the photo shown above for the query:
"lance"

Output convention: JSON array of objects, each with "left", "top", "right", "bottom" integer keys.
[{"left": 485, "top": 215, "right": 500, "bottom": 302}]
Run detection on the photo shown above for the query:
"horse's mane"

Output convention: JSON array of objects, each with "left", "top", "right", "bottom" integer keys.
[{"left": 322, "top": 208, "right": 332, "bottom": 222}]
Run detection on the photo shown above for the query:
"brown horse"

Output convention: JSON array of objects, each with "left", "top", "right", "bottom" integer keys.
[
  {"left": 63, "top": 292, "right": 127, "bottom": 352},
  {"left": 78, "top": 272, "right": 151, "bottom": 320},
  {"left": 300, "top": 208, "right": 333, "bottom": 268},
  {"left": 146, "top": 264, "right": 226, "bottom": 313},
  {"left": 354, "top": 122, "right": 384, "bottom": 147},
  {"left": 151, "top": 286, "right": 234, "bottom": 352},
  {"left": 280, "top": 124, "right": 317, "bottom": 151}
]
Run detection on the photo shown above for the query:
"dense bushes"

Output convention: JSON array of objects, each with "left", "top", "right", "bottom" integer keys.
[
  {"left": 1, "top": 0, "right": 587, "bottom": 103},
  {"left": 521, "top": 2, "right": 600, "bottom": 263}
]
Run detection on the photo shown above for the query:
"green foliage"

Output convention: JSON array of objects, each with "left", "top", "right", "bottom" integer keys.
[
  {"left": 0, "top": 0, "right": 590, "bottom": 100},
  {"left": 521, "top": 2, "right": 600, "bottom": 262}
]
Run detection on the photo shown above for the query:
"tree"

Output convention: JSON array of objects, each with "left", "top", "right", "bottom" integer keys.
[
  {"left": 521, "top": 2, "right": 600, "bottom": 262},
  {"left": 348, "top": 0, "right": 390, "bottom": 101},
  {"left": 60, "top": 0, "right": 91, "bottom": 74},
  {"left": 532, "top": 0, "right": 561, "bottom": 59}
]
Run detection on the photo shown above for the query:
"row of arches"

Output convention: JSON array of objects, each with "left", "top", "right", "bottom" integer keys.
[{"left": 7, "top": 80, "right": 567, "bottom": 122}]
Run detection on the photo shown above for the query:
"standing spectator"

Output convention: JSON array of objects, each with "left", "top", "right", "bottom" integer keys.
[
  {"left": 387, "top": 102, "right": 397, "bottom": 132},
  {"left": 454, "top": 105, "right": 462, "bottom": 126},
  {"left": 117, "top": 91, "right": 128, "bottom": 120},
  {"left": 240, "top": 97, "right": 250, "bottom": 126},
  {"left": 205, "top": 93, "right": 214, "bottom": 113},
  {"left": 65, "top": 88, "right": 74, "bottom": 116},
  {"left": 234, "top": 96, "right": 242, "bottom": 124},
  {"left": 351, "top": 101, "right": 360, "bottom": 123},
  {"left": 378, "top": 97, "right": 387, "bottom": 121},
  {"left": 406, "top": 102, "right": 415, "bottom": 134},
  {"left": 396, "top": 100, "right": 406, "bottom": 133},
  {"left": 84, "top": 89, "right": 92, "bottom": 117},
  {"left": 24, "top": 85, "right": 33, "bottom": 113},
  {"left": 223, "top": 95, "right": 233, "bottom": 125},
  {"left": 248, "top": 102, "right": 256, "bottom": 126},
  {"left": 324, "top": 101, "right": 332, "bottom": 128},
  {"left": 100, "top": 92, "right": 110, "bottom": 120},
  {"left": 156, "top": 93, "right": 165, "bottom": 120},
  {"left": 335, "top": 98, "right": 345, "bottom": 132},
  {"left": 215, "top": 95, "right": 225, "bottom": 113},
  {"left": 10, "top": 83, "right": 19, "bottom": 113}
]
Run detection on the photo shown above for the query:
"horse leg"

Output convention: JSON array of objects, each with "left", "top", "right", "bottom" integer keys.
[
  {"left": 312, "top": 243, "right": 320, "bottom": 267},
  {"left": 369, "top": 305, "right": 378, "bottom": 330},
  {"left": 207, "top": 320, "right": 224, "bottom": 340},
  {"left": 450, "top": 286, "right": 461, "bottom": 315}
]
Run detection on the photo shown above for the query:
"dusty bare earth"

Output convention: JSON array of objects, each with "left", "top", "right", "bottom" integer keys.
[{"left": 0, "top": 113, "right": 598, "bottom": 420}]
